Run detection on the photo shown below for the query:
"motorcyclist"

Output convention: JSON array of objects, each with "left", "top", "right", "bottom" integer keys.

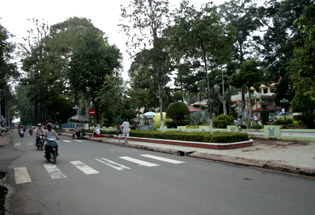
[
  {"left": 43, "top": 123, "right": 60, "bottom": 156},
  {"left": 34, "top": 123, "right": 44, "bottom": 145}
]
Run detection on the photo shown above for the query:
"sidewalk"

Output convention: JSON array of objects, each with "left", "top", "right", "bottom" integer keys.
[
  {"left": 0, "top": 134, "right": 11, "bottom": 147},
  {"left": 63, "top": 133, "right": 315, "bottom": 177}
]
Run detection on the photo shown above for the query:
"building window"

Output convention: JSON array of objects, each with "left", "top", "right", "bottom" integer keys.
[{"left": 264, "top": 88, "right": 268, "bottom": 94}]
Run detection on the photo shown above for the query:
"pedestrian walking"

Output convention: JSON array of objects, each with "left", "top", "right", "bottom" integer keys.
[
  {"left": 121, "top": 119, "right": 130, "bottom": 143},
  {"left": 117, "top": 123, "right": 123, "bottom": 142}
]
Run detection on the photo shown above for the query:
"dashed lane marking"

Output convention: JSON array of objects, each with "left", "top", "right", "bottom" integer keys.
[
  {"left": 95, "top": 158, "right": 131, "bottom": 171},
  {"left": 119, "top": 156, "right": 159, "bottom": 167},
  {"left": 70, "top": 161, "right": 99, "bottom": 175},
  {"left": 141, "top": 154, "right": 185, "bottom": 164},
  {"left": 14, "top": 167, "right": 32, "bottom": 184},
  {"left": 14, "top": 143, "right": 21, "bottom": 147}
]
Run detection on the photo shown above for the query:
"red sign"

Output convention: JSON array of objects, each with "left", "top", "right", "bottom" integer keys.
[{"left": 88, "top": 109, "right": 96, "bottom": 116}]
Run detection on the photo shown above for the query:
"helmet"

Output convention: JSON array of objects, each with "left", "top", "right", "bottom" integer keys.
[
  {"left": 37, "top": 123, "right": 42, "bottom": 126},
  {"left": 47, "top": 123, "right": 52, "bottom": 128}
]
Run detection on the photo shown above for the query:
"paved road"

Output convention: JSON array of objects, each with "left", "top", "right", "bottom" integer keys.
[{"left": 1, "top": 132, "right": 315, "bottom": 215}]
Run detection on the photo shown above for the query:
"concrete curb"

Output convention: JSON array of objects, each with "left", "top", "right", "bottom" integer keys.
[
  {"left": 189, "top": 152, "right": 315, "bottom": 177},
  {"left": 62, "top": 133, "right": 315, "bottom": 177}
]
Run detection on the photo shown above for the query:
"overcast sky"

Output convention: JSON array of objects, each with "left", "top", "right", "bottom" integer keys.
[{"left": 0, "top": 0, "right": 226, "bottom": 79}]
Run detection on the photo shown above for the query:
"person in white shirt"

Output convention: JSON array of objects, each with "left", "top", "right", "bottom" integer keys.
[
  {"left": 94, "top": 126, "right": 101, "bottom": 136},
  {"left": 121, "top": 119, "right": 130, "bottom": 143}
]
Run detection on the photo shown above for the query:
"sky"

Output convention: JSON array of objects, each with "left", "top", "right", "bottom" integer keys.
[{"left": 0, "top": 0, "right": 227, "bottom": 79}]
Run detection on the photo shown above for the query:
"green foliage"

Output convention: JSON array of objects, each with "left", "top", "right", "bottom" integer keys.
[
  {"left": 128, "top": 130, "right": 249, "bottom": 143},
  {"left": 289, "top": 1, "right": 315, "bottom": 114},
  {"left": 274, "top": 118, "right": 293, "bottom": 128},
  {"left": 172, "top": 91, "right": 183, "bottom": 102},
  {"left": 294, "top": 114, "right": 315, "bottom": 129},
  {"left": 45, "top": 95, "right": 75, "bottom": 124},
  {"left": 166, "top": 102, "right": 190, "bottom": 127},
  {"left": 251, "top": 121, "right": 262, "bottom": 129},
  {"left": 229, "top": 112, "right": 238, "bottom": 119},
  {"left": 213, "top": 114, "right": 234, "bottom": 128},
  {"left": 260, "top": 110, "right": 270, "bottom": 125}
]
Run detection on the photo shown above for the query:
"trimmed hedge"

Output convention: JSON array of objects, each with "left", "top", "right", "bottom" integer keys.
[
  {"left": 213, "top": 114, "right": 234, "bottom": 128},
  {"left": 129, "top": 130, "right": 249, "bottom": 143}
]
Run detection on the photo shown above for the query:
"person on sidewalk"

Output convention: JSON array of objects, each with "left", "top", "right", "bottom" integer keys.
[
  {"left": 122, "top": 119, "right": 130, "bottom": 143},
  {"left": 117, "top": 123, "right": 123, "bottom": 142}
]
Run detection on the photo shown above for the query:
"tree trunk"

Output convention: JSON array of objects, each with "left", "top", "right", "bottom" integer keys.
[
  {"left": 247, "top": 86, "right": 253, "bottom": 128},
  {"left": 203, "top": 54, "right": 213, "bottom": 135},
  {"left": 158, "top": 81, "right": 164, "bottom": 132}
]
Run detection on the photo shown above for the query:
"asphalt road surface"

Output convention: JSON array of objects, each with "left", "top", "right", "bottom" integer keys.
[{"left": 1, "top": 131, "right": 315, "bottom": 215}]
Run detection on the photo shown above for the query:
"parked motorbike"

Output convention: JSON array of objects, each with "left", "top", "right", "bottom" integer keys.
[
  {"left": 19, "top": 129, "right": 24, "bottom": 137},
  {"left": 36, "top": 134, "right": 44, "bottom": 151},
  {"left": 44, "top": 137, "right": 58, "bottom": 164}
]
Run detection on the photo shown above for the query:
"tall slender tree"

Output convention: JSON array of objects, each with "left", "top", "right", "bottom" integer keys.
[{"left": 120, "top": 0, "right": 171, "bottom": 132}]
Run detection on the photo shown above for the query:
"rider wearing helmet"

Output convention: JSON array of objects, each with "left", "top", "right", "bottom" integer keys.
[
  {"left": 35, "top": 123, "right": 44, "bottom": 145},
  {"left": 43, "top": 123, "right": 60, "bottom": 155}
]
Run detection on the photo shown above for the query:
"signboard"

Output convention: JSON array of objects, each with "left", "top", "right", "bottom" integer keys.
[{"left": 88, "top": 109, "right": 96, "bottom": 116}]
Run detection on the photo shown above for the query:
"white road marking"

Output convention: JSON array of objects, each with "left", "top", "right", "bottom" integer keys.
[
  {"left": 95, "top": 158, "right": 131, "bottom": 171},
  {"left": 28, "top": 143, "right": 33, "bottom": 146},
  {"left": 70, "top": 161, "right": 99, "bottom": 175},
  {"left": 63, "top": 140, "right": 71, "bottom": 143},
  {"left": 43, "top": 164, "right": 67, "bottom": 179},
  {"left": 14, "top": 167, "right": 32, "bottom": 184},
  {"left": 119, "top": 156, "right": 159, "bottom": 167},
  {"left": 141, "top": 154, "right": 185, "bottom": 164},
  {"left": 14, "top": 143, "right": 21, "bottom": 147},
  {"left": 74, "top": 140, "right": 83, "bottom": 142}
]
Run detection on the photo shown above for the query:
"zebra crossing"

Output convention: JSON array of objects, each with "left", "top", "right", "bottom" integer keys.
[
  {"left": 13, "top": 154, "right": 185, "bottom": 184},
  {"left": 14, "top": 139, "right": 84, "bottom": 147}
]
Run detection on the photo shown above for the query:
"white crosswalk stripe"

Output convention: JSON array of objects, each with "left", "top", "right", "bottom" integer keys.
[
  {"left": 70, "top": 161, "right": 99, "bottom": 175},
  {"left": 140, "top": 154, "right": 185, "bottom": 164},
  {"left": 14, "top": 143, "right": 21, "bottom": 147},
  {"left": 14, "top": 167, "right": 32, "bottom": 184},
  {"left": 74, "top": 140, "right": 83, "bottom": 142},
  {"left": 95, "top": 158, "right": 131, "bottom": 171},
  {"left": 119, "top": 156, "right": 159, "bottom": 167},
  {"left": 43, "top": 164, "right": 67, "bottom": 179},
  {"left": 63, "top": 140, "right": 71, "bottom": 143}
]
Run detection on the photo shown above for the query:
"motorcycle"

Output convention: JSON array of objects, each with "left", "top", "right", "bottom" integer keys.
[
  {"left": 36, "top": 134, "right": 44, "bottom": 151},
  {"left": 19, "top": 129, "right": 24, "bottom": 137},
  {"left": 44, "top": 137, "right": 58, "bottom": 164},
  {"left": 29, "top": 129, "right": 33, "bottom": 136}
]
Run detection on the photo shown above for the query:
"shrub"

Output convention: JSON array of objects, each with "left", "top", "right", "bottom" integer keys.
[
  {"left": 274, "top": 118, "right": 293, "bottom": 125},
  {"left": 251, "top": 121, "right": 262, "bottom": 129},
  {"left": 294, "top": 114, "right": 315, "bottom": 129},
  {"left": 166, "top": 102, "right": 190, "bottom": 127},
  {"left": 260, "top": 110, "right": 269, "bottom": 125},
  {"left": 129, "top": 130, "right": 249, "bottom": 143},
  {"left": 213, "top": 114, "right": 234, "bottom": 128}
]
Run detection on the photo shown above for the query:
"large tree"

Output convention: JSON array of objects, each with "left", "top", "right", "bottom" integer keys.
[
  {"left": 165, "top": 1, "right": 234, "bottom": 134},
  {"left": 260, "top": 0, "right": 312, "bottom": 106},
  {"left": 289, "top": 1, "right": 315, "bottom": 113},
  {"left": 220, "top": 0, "right": 264, "bottom": 115},
  {"left": 121, "top": 0, "right": 171, "bottom": 132},
  {"left": 0, "top": 23, "right": 19, "bottom": 125},
  {"left": 48, "top": 17, "right": 122, "bottom": 124}
]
